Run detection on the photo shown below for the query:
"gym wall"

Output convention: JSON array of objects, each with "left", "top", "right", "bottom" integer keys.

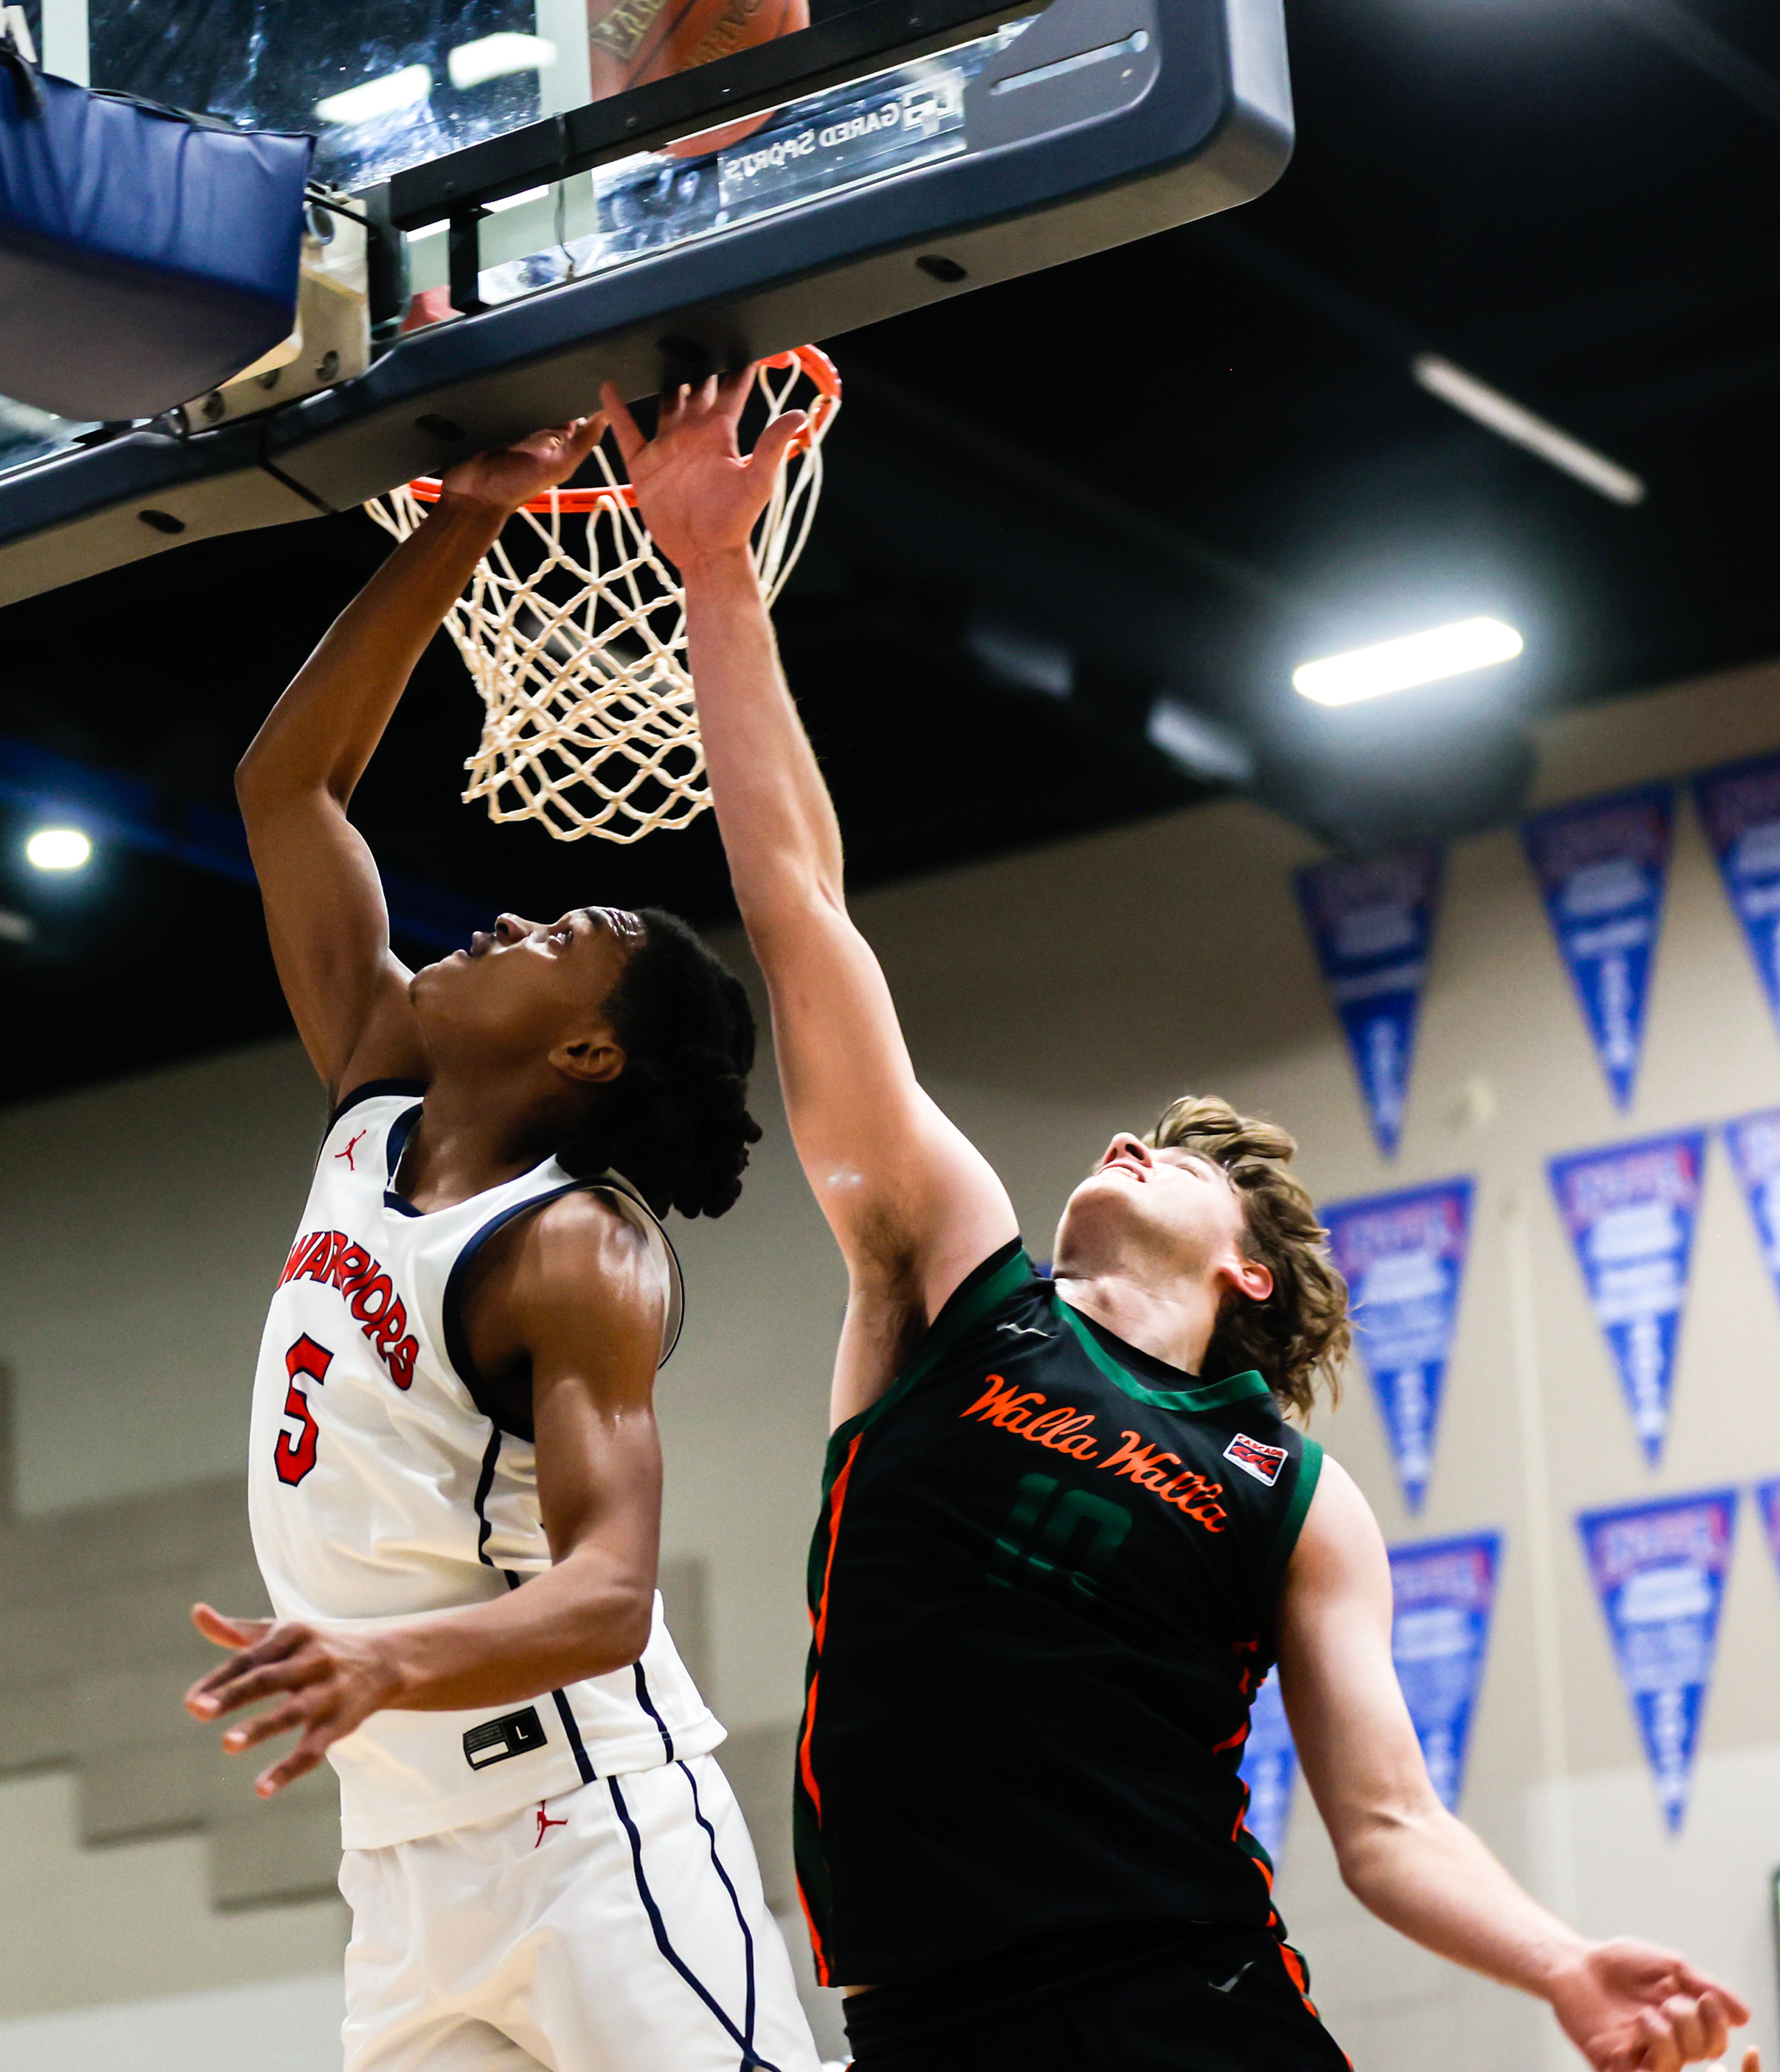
[{"left": 2, "top": 654, "right": 1779, "bottom": 2070}]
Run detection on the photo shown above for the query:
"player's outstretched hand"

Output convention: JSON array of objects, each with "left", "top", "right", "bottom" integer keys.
[
  {"left": 184, "top": 1602, "right": 401, "bottom": 1797},
  {"left": 437, "top": 413, "right": 607, "bottom": 518},
  {"left": 601, "top": 368, "right": 808, "bottom": 570},
  {"left": 1547, "top": 1938, "right": 1758, "bottom": 2072}
]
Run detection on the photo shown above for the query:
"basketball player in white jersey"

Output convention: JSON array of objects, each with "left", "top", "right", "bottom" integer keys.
[{"left": 182, "top": 415, "right": 821, "bottom": 2072}]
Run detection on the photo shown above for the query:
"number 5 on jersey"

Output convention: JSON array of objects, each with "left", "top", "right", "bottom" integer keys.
[{"left": 275, "top": 1334, "right": 333, "bottom": 1486}]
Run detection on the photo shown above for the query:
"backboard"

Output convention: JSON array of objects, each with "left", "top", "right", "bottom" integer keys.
[{"left": 0, "top": 0, "right": 1292, "bottom": 603}]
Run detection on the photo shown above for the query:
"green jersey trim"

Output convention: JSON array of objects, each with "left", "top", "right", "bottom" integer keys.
[
  {"left": 1054, "top": 1297, "right": 1271, "bottom": 1414},
  {"left": 821, "top": 1245, "right": 1034, "bottom": 1495},
  {"left": 1262, "top": 1436, "right": 1323, "bottom": 1595}
]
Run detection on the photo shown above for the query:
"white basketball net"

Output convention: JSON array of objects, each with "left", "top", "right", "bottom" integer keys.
[{"left": 365, "top": 348, "right": 840, "bottom": 843}]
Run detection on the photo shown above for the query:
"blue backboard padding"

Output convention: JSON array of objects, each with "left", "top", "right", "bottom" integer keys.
[{"left": 0, "top": 65, "right": 313, "bottom": 422}]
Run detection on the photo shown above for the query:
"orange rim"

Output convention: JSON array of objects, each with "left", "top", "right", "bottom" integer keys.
[{"left": 403, "top": 345, "right": 841, "bottom": 512}]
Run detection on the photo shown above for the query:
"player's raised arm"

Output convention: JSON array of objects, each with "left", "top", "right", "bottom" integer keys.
[
  {"left": 235, "top": 417, "right": 604, "bottom": 1103},
  {"left": 605, "top": 372, "right": 1018, "bottom": 1418},
  {"left": 1278, "top": 1459, "right": 1758, "bottom": 2072}
]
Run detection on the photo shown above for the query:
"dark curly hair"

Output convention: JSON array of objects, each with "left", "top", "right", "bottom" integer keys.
[
  {"left": 1145, "top": 1094, "right": 1351, "bottom": 1419},
  {"left": 559, "top": 908, "right": 762, "bottom": 1219}
]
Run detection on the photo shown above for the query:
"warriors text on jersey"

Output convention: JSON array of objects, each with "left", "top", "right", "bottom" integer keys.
[
  {"left": 795, "top": 1240, "right": 1324, "bottom": 1989},
  {"left": 248, "top": 1082, "right": 721, "bottom": 1850}
]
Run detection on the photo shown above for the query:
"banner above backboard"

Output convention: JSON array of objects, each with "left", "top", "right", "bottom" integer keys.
[
  {"left": 1723, "top": 1110, "right": 1780, "bottom": 1314},
  {"left": 1324, "top": 1179, "right": 1474, "bottom": 1510},
  {"left": 1389, "top": 1531, "right": 1502, "bottom": 1812},
  {"left": 1548, "top": 1132, "right": 1706, "bottom": 1465},
  {"left": 1521, "top": 786, "right": 1673, "bottom": 1110},
  {"left": 1578, "top": 1490, "right": 1736, "bottom": 1831},
  {"left": 1695, "top": 753, "right": 1780, "bottom": 1042},
  {"left": 1297, "top": 848, "right": 1442, "bottom": 1158},
  {"left": 1238, "top": 1673, "right": 1297, "bottom": 1867}
]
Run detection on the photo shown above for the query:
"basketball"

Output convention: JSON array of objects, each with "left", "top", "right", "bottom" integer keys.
[{"left": 585, "top": 0, "right": 811, "bottom": 158}]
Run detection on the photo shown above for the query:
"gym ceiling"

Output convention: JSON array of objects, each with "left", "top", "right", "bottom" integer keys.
[{"left": 3, "top": 0, "right": 1778, "bottom": 1102}]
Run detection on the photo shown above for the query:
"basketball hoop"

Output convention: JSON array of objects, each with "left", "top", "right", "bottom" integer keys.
[{"left": 365, "top": 347, "right": 840, "bottom": 844}]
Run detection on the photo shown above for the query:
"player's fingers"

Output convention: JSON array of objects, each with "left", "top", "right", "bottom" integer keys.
[
  {"left": 194, "top": 1652, "right": 330, "bottom": 1718},
  {"left": 716, "top": 364, "right": 758, "bottom": 424},
  {"left": 186, "top": 1631, "right": 303, "bottom": 1712},
  {"left": 749, "top": 408, "right": 808, "bottom": 475},
  {"left": 1741, "top": 2046, "right": 1761, "bottom": 2072},
  {"left": 1634, "top": 2005, "right": 1682, "bottom": 2072},
  {"left": 566, "top": 412, "right": 606, "bottom": 465},
  {"left": 599, "top": 383, "right": 646, "bottom": 465},
  {"left": 191, "top": 1603, "right": 272, "bottom": 1651},
  {"left": 1691, "top": 1990, "right": 1732, "bottom": 2059},
  {"left": 1658, "top": 1995, "right": 1710, "bottom": 2063},
  {"left": 256, "top": 1725, "right": 335, "bottom": 1797},
  {"left": 187, "top": 1617, "right": 302, "bottom": 1686},
  {"left": 1673, "top": 1969, "right": 1750, "bottom": 2030},
  {"left": 222, "top": 1696, "right": 312, "bottom": 1755}
]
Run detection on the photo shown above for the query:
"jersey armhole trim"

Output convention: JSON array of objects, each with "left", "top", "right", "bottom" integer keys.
[
  {"left": 441, "top": 1179, "right": 600, "bottom": 1438},
  {"left": 442, "top": 1176, "right": 682, "bottom": 1437},
  {"left": 1262, "top": 1436, "right": 1323, "bottom": 1596},
  {"left": 821, "top": 1242, "right": 1032, "bottom": 1491},
  {"left": 326, "top": 1077, "right": 429, "bottom": 1132}
]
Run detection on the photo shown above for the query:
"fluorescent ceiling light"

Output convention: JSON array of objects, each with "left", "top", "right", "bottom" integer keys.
[
  {"left": 448, "top": 33, "right": 558, "bottom": 90},
  {"left": 1146, "top": 698, "right": 1254, "bottom": 784},
  {"left": 315, "top": 64, "right": 432, "bottom": 127},
  {"left": 1293, "top": 617, "right": 1524, "bottom": 707},
  {"left": 25, "top": 827, "right": 90, "bottom": 871},
  {"left": 1413, "top": 355, "right": 1646, "bottom": 507},
  {"left": 965, "top": 616, "right": 1073, "bottom": 698}
]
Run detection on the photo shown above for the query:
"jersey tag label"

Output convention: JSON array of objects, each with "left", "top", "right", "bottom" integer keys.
[
  {"left": 1223, "top": 1433, "right": 1288, "bottom": 1487},
  {"left": 463, "top": 1706, "right": 548, "bottom": 1771}
]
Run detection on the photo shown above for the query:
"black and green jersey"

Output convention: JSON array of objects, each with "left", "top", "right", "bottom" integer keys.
[{"left": 795, "top": 1239, "right": 1323, "bottom": 1990}]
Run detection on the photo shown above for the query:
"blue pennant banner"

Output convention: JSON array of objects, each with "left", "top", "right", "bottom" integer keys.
[
  {"left": 1695, "top": 754, "right": 1780, "bottom": 1041},
  {"left": 1324, "top": 1180, "right": 1475, "bottom": 1511},
  {"left": 1297, "top": 848, "right": 1443, "bottom": 1157},
  {"left": 1548, "top": 1132, "right": 1705, "bottom": 1466},
  {"left": 1388, "top": 1532, "right": 1502, "bottom": 1812},
  {"left": 1759, "top": 1477, "right": 1780, "bottom": 1583},
  {"left": 1722, "top": 1110, "right": 1780, "bottom": 1310},
  {"left": 1521, "top": 786, "right": 1673, "bottom": 1110},
  {"left": 1578, "top": 1490, "right": 1737, "bottom": 1831},
  {"left": 1238, "top": 1673, "right": 1298, "bottom": 1866}
]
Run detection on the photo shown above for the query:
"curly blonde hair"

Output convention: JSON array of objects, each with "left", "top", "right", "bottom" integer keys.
[{"left": 1144, "top": 1094, "right": 1350, "bottom": 1419}]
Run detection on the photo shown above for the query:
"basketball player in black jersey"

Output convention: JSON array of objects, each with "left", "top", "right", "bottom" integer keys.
[{"left": 605, "top": 372, "right": 1758, "bottom": 2072}]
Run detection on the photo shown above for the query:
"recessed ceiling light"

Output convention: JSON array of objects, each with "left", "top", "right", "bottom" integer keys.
[
  {"left": 1292, "top": 617, "right": 1525, "bottom": 708},
  {"left": 25, "top": 826, "right": 91, "bottom": 871},
  {"left": 315, "top": 65, "right": 432, "bottom": 127}
]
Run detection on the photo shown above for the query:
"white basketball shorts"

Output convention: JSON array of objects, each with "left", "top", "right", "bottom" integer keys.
[{"left": 338, "top": 1752, "right": 823, "bottom": 2072}]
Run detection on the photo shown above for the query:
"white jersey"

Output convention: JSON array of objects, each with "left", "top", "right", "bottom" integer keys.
[{"left": 247, "top": 1082, "right": 722, "bottom": 1850}]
